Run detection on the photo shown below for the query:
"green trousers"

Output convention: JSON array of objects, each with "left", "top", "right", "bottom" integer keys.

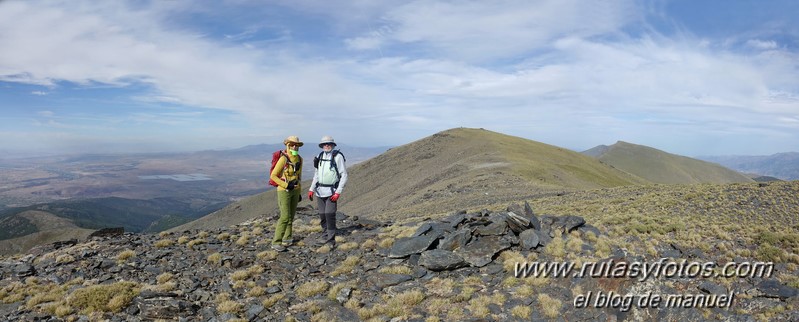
[{"left": 273, "top": 188, "right": 300, "bottom": 244}]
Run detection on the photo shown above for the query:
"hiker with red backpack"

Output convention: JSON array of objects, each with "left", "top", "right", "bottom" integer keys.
[
  {"left": 269, "top": 136, "right": 304, "bottom": 251},
  {"left": 308, "top": 136, "right": 348, "bottom": 248}
]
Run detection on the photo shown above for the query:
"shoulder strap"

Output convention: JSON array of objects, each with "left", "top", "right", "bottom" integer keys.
[
  {"left": 330, "top": 150, "right": 342, "bottom": 175},
  {"left": 281, "top": 151, "right": 301, "bottom": 163}
]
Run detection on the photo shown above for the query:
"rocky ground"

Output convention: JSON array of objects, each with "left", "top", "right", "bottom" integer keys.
[{"left": 1, "top": 201, "right": 798, "bottom": 321}]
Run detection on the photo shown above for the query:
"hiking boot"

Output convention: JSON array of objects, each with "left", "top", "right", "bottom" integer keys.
[
  {"left": 271, "top": 244, "right": 286, "bottom": 252},
  {"left": 282, "top": 239, "right": 294, "bottom": 247}
]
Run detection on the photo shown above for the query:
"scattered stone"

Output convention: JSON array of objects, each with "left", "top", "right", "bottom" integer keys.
[
  {"left": 519, "top": 229, "right": 540, "bottom": 250},
  {"left": 15, "top": 264, "right": 36, "bottom": 278},
  {"left": 577, "top": 224, "right": 601, "bottom": 238},
  {"left": 758, "top": 280, "right": 799, "bottom": 299},
  {"left": 51, "top": 239, "right": 78, "bottom": 249},
  {"left": 524, "top": 201, "right": 541, "bottom": 231},
  {"left": 505, "top": 211, "right": 531, "bottom": 234},
  {"left": 698, "top": 281, "right": 727, "bottom": 295},
  {"left": 246, "top": 305, "right": 265, "bottom": 321},
  {"left": 88, "top": 227, "right": 125, "bottom": 239},
  {"left": 551, "top": 215, "right": 586, "bottom": 234},
  {"left": 418, "top": 250, "right": 467, "bottom": 271},
  {"left": 138, "top": 298, "right": 197, "bottom": 320},
  {"left": 336, "top": 287, "right": 352, "bottom": 303},
  {"left": 374, "top": 274, "right": 413, "bottom": 288}
]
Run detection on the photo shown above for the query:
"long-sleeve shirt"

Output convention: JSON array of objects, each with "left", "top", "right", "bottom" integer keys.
[
  {"left": 270, "top": 152, "right": 302, "bottom": 192},
  {"left": 309, "top": 151, "right": 348, "bottom": 197}
]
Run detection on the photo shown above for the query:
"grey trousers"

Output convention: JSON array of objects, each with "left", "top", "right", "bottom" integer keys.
[{"left": 317, "top": 196, "right": 337, "bottom": 243}]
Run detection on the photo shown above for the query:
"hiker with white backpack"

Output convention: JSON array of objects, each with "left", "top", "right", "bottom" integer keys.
[{"left": 308, "top": 135, "right": 348, "bottom": 248}]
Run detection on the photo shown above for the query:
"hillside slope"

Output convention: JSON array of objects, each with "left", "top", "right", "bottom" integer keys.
[
  {"left": 171, "top": 189, "right": 280, "bottom": 232},
  {"left": 175, "top": 128, "right": 647, "bottom": 230},
  {"left": 0, "top": 210, "right": 93, "bottom": 255},
  {"left": 340, "top": 128, "right": 647, "bottom": 219},
  {"left": 0, "top": 197, "right": 226, "bottom": 240},
  {"left": 583, "top": 141, "right": 753, "bottom": 184}
]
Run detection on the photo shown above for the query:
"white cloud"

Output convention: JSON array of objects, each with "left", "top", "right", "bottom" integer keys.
[
  {"left": 746, "top": 39, "right": 778, "bottom": 50},
  {"left": 346, "top": 34, "right": 385, "bottom": 50},
  {"left": 347, "top": 0, "right": 641, "bottom": 62}
]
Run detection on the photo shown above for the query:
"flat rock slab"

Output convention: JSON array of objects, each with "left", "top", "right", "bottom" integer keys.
[
  {"left": 388, "top": 234, "right": 439, "bottom": 258},
  {"left": 455, "top": 236, "right": 513, "bottom": 267},
  {"left": 438, "top": 229, "right": 472, "bottom": 251},
  {"left": 475, "top": 220, "right": 508, "bottom": 236},
  {"left": 418, "top": 249, "right": 468, "bottom": 271},
  {"left": 552, "top": 215, "right": 586, "bottom": 234},
  {"left": 758, "top": 280, "right": 799, "bottom": 299},
  {"left": 374, "top": 273, "right": 413, "bottom": 288}
]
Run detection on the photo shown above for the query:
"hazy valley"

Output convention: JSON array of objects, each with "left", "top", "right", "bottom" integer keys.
[{"left": 0, "top": 144, "right": 387, "bottom": 209}]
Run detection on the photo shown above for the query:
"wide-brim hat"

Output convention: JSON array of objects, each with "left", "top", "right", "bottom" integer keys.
[
  {"left": 319, "top": 135, "right": 336, "bottom": 148},
  {"left": 283, "top": 135, "right": 304, "bottom": 147}
]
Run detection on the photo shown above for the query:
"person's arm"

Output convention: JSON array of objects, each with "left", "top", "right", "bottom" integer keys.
[
  {"left": 334, "top": 153, "right": 348, "bottom": 194},
  {"left": 309, "top": 164, "right": 319, "bottom": 194},
  {"left": 270, "top": 156, "right": 289, "bottom": 189}
]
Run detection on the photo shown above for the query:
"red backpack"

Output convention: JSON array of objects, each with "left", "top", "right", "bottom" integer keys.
[
  {"left": 268, "top": 150, "right": 288, "bottom": 187},
  {"left": 268, "top": 150, "right": 302, "bottom": 187}
]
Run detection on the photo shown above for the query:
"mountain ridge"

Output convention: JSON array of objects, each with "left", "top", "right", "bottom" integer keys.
[
  {"left": 582, "top": 141, "right": 753, "bottom": 184},
  {"left": 174, "top": 128, "right": 649, "bottom": 231}
]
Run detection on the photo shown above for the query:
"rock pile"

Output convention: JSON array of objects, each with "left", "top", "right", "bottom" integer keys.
[{"left": 388, "top": 202, "right": 598, "bottom": 271}]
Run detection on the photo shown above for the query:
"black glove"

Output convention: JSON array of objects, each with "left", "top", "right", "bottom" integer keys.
[{"left": 286, "top": 181, "right": 296, "bottom": 191}]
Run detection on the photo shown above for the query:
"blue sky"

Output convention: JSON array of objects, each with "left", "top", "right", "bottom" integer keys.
[{"left": 0, "top": 0, "right": 797, "bottom": 157}]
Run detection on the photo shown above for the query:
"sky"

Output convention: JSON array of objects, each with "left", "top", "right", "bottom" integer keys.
[{"left": 0, "top": 0, "right": 797, "bottom": 157}]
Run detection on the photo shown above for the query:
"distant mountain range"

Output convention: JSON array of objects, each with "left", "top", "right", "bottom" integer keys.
[{"left": 697, "top": 153, "right": 799, "bottom": 181}]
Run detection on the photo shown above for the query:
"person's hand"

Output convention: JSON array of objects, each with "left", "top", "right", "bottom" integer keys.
[
  {"left": 286, "top": 181, "right": 296, "bottom": 191},
  {"left": 308, "top": 191, "right": 314, "bottom": 201},
  {"left": 331, "top": 193, "right": 340, "bottom": 202}
]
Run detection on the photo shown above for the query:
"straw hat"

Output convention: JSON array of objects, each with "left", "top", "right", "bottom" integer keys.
[{"left": 283, "top": 135, "right": 304, "bottom": 147}]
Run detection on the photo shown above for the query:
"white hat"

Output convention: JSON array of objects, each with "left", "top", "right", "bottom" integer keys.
[{"left": 319, "top": 135, "right": 336, "bottom": 148}]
